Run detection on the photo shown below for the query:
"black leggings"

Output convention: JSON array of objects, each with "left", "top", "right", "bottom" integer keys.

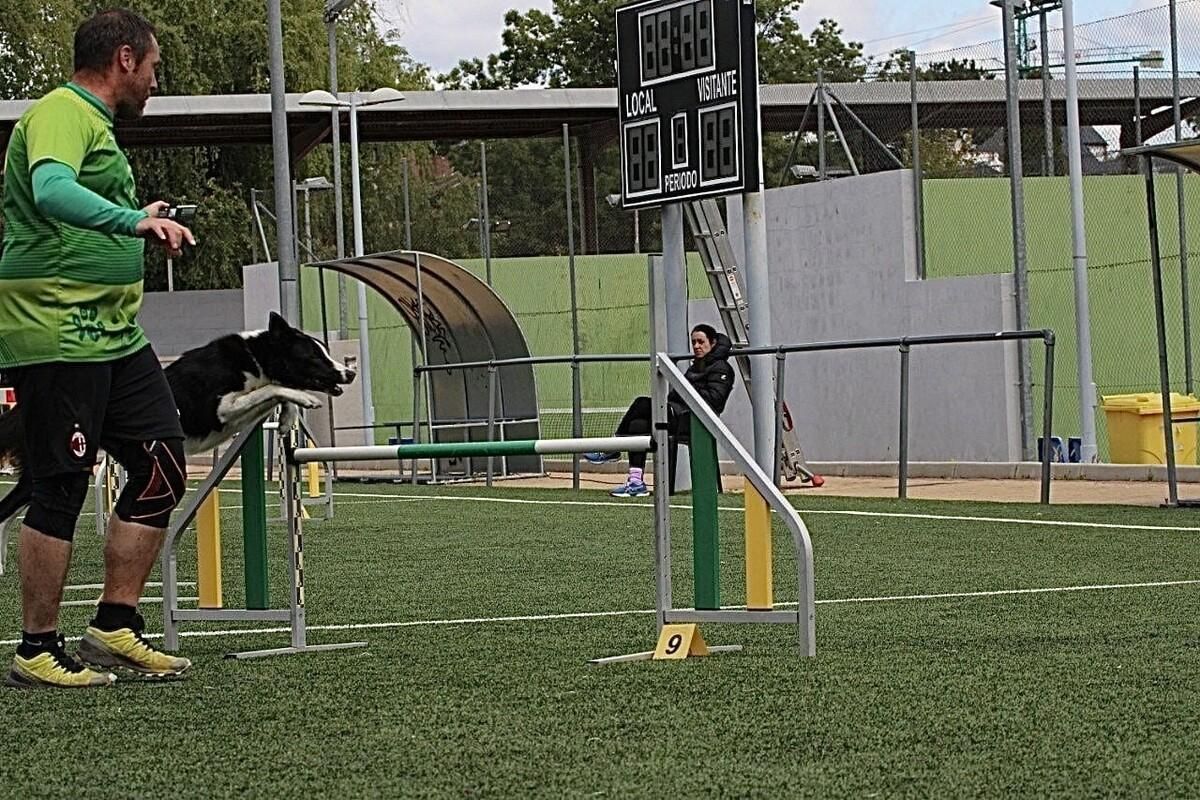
[{"left": 615, "top": 396, "right": 686, "bottom": 469}]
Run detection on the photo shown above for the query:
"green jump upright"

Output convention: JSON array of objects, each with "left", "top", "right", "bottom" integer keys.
[
  {"left": 689, "top": 414, "right": 721, "bottom": 610},
  {"left": 240, "top": 424, "right": 269, "bottom": 610}
]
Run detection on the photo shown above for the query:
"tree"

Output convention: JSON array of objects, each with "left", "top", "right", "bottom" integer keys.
[
  {"left": 440, "top": 1, "right": 864, "bottom": 90},
  {"left": 438, "top": 2, "right": 867, "bottom": 254}
]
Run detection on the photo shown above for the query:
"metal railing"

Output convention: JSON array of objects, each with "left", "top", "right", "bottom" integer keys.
[
  {"left": 413, "top": 328, "right": 1057, "bottom": 502},
  {"left": 733, "top": 329, "right": 1057, "bottom": 503}
]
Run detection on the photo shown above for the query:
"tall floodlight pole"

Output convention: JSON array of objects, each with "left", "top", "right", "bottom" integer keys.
[
  {"left": 1039, "top": 9, "right": 1054, "bottom": 177},
  {"left": 1001, "top": 0, "right": 1034, "bottom": 460},
  {"left": 1062, "top": 0, "right": 1098, "bottom": 461},
  {"left": 347, "top": 94, "right": 373, "bottom": 435},
  {"left": 325, "top": 0, "right": 355, "bottom": 339},
  {"left": 744, "top": 16, "right": 774, "bottom": 473},
  {"left": 266, "top": 0, "right": 299, "bottom": 323},
  {"left": 1169, "top": 0, "right": 1193, "bottom": 392},
  {"left": 300, "top": 87, "right": 405, "bottom": 443}
]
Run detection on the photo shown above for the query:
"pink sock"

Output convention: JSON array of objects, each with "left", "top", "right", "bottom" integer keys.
[{"left": 629, "top": 468, "right": 644, "bottom": 483}]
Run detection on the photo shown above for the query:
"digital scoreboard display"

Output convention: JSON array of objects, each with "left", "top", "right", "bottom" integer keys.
[{"left": 615, "top": 0, "right": 760, "bottom": 209}]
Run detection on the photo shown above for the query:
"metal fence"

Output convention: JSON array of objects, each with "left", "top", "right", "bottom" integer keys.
[{"left": 412, "top": 327, "right": 1056, "bottom": 501}]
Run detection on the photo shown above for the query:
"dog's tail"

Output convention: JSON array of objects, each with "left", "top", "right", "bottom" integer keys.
[{"left": 0, "top": 408, "right": 31, "bottom": 525}]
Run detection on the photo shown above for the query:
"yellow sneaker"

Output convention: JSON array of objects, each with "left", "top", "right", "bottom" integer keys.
[
  {"left": 7, "top": 636, "right": 116, "bottom": 689},
  {"left": 77, "top": 614, "right": 191, "bottom": 680}
]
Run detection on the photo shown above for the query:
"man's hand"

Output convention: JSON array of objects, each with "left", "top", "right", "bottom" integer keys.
[{"left": 136, "top": 201, "right": 196, "bottom": 257}]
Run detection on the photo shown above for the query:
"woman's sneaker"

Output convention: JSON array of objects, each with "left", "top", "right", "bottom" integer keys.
[
  {"left": 610, "top": 478, "right": 650, "bottom": 498},
  {"left": 583, "top": 451, "right": 621, "bottom": 464},
  {"left": 77, "top": 613, "right": 191, "bottom": 680},
  {"left": 6, "top": 635, "right": 115, "bottom": 689}
]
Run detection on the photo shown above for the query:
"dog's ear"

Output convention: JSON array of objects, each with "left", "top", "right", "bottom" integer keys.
[{"left": 268, "top": 311, "right": 288, "bottom": 333}]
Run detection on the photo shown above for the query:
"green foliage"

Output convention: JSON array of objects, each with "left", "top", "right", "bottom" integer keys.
[
  {"left": 439, "top": 1, "right": 864, "bottom": 90},
  {"left": 438, "top": 1, "right": 867, "bottom": 226}
]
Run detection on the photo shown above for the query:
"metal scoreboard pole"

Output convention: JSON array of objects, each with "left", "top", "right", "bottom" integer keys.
[
  {"left": 614, "top": 0, "right": 758, "bottom": 506},
  {"left": 612, "top": 0, "right": 815, "bottom": 661}
]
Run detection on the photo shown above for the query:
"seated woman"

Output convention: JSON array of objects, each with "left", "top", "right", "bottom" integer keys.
[{"left": 585, "top": 323, "right": 735, "bottom": 497}]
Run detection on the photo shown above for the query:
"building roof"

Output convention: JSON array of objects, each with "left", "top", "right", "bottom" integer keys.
[{"left": 0, "top": 78, "right": 1193, "bottom": 153}]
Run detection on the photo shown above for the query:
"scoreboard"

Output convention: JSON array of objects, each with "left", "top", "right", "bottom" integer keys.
[{"left": 615, "top": 0, "right": 760, "bottom": 209}]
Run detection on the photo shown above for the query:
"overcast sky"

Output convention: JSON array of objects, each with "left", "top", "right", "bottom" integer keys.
[{"left": 379, "top": 0, "right": 1172, "bottom": 78}]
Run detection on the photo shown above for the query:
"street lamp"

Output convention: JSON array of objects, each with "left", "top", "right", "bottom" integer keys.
[
  {"left": 300, "top": 86, "right": 405, "bottom": 439},
  {"left": 323, "top": 0, "right": 356, "bottom": 19},
  {"left": 789, "top": 165, "right": 819, "bottom": 181},
  {"left": 323, "top": 0, "right": 353, "bottom": 340}
]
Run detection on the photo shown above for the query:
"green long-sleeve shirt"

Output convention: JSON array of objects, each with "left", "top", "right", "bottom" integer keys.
[{"left": 0, "top": 82, "right": 150, "bottom": 367}]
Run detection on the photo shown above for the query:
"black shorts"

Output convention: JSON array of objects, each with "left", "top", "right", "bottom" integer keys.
[{"left": 10, "top": 345, "right": 183, "bottom": 478}]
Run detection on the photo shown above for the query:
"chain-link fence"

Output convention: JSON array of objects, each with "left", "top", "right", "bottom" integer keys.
[
  {"left": 758, "top": 1, "right": 1200, "bottom": 464},
  {"left": 293, "top": 131, "right": 717, "bottom": 461},
  {"left": 907, "top": 1, "right": 1200, "bottom": 463},
  {"left": 288, "top": 1, "right": 1200, "bottom": 467}
]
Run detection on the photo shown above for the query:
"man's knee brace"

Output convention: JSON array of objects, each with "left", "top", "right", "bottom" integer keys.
[
  {"left": 25, "top": 472, "right": 90, "bottom": 541},
  {"left": 114, "top": 438, "right": 186, "bottom": 530}
]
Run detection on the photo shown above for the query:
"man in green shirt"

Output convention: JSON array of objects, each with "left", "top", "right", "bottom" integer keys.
[{"left": 1, "top": 9, "right": 198, "bottom": 689}]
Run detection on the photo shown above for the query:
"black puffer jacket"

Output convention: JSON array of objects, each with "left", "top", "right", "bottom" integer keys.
[{"left": 669, "top": 332, "right": 735, "bottom": 416}]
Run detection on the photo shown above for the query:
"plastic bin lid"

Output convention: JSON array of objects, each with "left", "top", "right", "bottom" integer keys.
[{"left": 1101, "top": 392, "right": 1200, "bottom": 414}]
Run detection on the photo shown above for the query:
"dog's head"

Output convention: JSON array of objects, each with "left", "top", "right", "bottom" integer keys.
[{"left": 256, "top": 312, "right": 356, "bottom": 396}]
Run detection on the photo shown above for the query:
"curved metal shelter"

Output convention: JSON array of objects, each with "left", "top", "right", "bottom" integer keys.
[
  {"left": 309, "top": 250, "right": 541, "bottom": 476},
  {"left": 1121, "top": 139, "right": 1200, "bottom": 508}
]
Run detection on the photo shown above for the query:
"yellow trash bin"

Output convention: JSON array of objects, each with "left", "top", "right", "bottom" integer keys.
[{"left": 1101, "top": 392, "right": 1200, "bottom": 465}]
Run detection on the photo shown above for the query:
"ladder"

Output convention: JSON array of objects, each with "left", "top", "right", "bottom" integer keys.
[{"left": 684, "top": 198, "right": 823, "bottom": 486}]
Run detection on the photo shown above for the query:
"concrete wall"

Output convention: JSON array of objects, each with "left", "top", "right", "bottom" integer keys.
[
  {"left": 716, "top": 170, "right": 1021, "bottom": 462},
  {"left": 241, "top": 262, "right": 281, "bottom": 330},
  {"left": 139, "top": 289, "right": 244, "bottom": 358}
]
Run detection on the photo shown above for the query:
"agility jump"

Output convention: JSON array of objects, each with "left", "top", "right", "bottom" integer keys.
[{"left": 160, "top": 355, "right": 817, "bottom": 663}]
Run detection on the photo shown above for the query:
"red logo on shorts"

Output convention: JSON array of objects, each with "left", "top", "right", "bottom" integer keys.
[{"left": 69, "top": 430, "right": 87, "bottom": 459}]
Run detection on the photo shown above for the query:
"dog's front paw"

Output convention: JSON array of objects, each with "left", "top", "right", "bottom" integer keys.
[{"left": 280, "top": 389, "right": 323, "bottom": 409}]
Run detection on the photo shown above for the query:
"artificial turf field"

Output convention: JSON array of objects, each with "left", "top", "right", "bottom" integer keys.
[{"left": 1, "top": 482, "right": 1198, "bottom": 798}]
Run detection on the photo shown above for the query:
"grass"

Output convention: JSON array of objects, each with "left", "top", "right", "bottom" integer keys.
[{"left": 3, "top": 483, "right": 1198, "bottom": 797}]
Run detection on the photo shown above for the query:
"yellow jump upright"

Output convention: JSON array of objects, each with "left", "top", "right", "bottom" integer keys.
[
  {"left": 744, "top": 483, "right": 773, "bottom": 610},
  {"left": 306, "top": 439, "right": 321, "bottom": 498},
  {"left": 196, "top": 491, "right": 223, "bottom": 608}
]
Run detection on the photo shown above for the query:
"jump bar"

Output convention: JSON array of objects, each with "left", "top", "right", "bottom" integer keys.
[{"left": 290, "top": 436, "right": 653, "bottom": 464}]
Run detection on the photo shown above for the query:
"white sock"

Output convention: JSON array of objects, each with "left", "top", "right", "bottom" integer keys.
[{"left": 629, "top": 467, "right": 644, "bottom": 483}]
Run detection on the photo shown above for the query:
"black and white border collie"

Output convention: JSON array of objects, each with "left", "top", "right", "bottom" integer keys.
[
  {"left": 170, "top": 311, "right": 356, "bottom": 452},
  {"left": 0, "top": 311, "right": 356, "bottom": 523}
]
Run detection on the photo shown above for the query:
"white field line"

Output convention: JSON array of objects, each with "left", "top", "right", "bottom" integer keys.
[
  {"left": 64, "top": 582, "right": 194, "bottom": 591},
  {"left": 205, "top": 487, "right": 1200, "bottom": 534},
  {"left": 60, "top": 597, "right": 197, "bottom": 608},
  {"left": 0, "top": 478, "right": 1188, "bottom": 533},
  {"left": 3, "top": 579, "right": 1196, "bottom": 647}
]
